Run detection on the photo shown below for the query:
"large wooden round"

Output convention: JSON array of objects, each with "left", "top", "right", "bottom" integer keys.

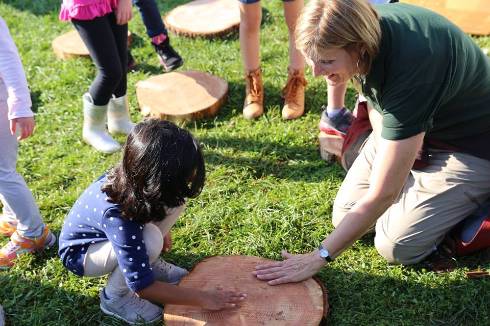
[
  {"left": 164, "top": 256, "right": 328, "bottom": 326},
  {"left": 136, "top": 70, "right": 227, "bottom": 121},
  {"left": 52, "top": 30, "right": 133, "bottom": 60},
  {"left": 401, "top": 0, "right": 490, "bottom": 35},
  {"left": 164, "top": 0, "right": 240, "bottom": 38}
]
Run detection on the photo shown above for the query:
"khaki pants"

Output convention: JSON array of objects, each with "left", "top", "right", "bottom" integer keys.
[{"left": 333, "top": 135, "right": 490, "bottom": 265}]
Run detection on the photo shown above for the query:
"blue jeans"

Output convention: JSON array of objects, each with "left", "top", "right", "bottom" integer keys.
[{"left": 133, "top": 0, "right": 168, "bottom": 38}]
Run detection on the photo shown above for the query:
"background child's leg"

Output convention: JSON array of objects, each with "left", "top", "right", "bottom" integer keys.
[
  {"left": 133, "top": 0, "right": 168, "bottom": 39},
  {"left": 133, "top": 0, "right": 183, "bottom": 71},
  {"left": 0, "top": 101, "right": 44, "bottom": 238},
  {"left": 239, "top": 1, "right": 264, "bottom": 119},
  {"left": 239, "top": 1, "right": 261, "bottom": 71},
  {"left": 108, "top": 14, "right": 128, "bottom": 99},
  {"left": 72, "top": 14, "right": 126, "bottom": 105},
  {"left": 283, "top": 0, "right": 304, "bottom": 71},
  {"left": 281, "top": 0, "right": 306, "bottom": 120}
]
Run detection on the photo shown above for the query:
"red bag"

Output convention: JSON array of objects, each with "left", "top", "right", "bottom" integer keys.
[
  {"left": 340, "top": 101, "right": 372, "bottom": 171},
  {"left": 451, "top": 203, "right": 490, "bottom": 256}
]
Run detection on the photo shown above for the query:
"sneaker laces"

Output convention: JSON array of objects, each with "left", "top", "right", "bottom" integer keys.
[{"left": 282, "top": 71, "right": 307, "bottom": 106}]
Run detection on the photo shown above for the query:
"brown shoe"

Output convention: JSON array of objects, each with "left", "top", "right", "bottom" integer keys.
[
  {"left": 282, "top": 67, "right": 307, "bottom": 120},
  {"left": 243, "top": 68, "right": 264, "bottom": 120}
]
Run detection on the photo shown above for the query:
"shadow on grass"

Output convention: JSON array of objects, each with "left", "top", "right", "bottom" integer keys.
[{"left": 319, "top": 265, "right": 490, "bottom": 325}]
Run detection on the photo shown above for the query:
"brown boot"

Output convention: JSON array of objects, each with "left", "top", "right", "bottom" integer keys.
[
  {"left": 243, "top": 68, "right": 264, "bottom": 120},
  {"left": 282, "top": 67, "right": 307, "bottom": 120}
]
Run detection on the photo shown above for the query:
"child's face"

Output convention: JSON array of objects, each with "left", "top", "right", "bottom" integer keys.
[{"left": 306, "top": 47, "right": 358, "bottom": 86}]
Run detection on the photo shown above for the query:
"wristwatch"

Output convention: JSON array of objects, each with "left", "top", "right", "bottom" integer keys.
[{"left": 318, "top": 243, "right": 333, "bottom": 262}]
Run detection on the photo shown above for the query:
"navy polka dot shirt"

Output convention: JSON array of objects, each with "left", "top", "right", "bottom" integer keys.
[{"left": 58, "top": 175, "right": 155, "bottom": 292}]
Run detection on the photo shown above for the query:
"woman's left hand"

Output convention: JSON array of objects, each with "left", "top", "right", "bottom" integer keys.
[
  {"left": 115, "top": 0, "right": 132, "bottom": 25},
  {"left": 163, "top": 232, "right": 172, "bottom": 252},
  {"left": 253, "top": 250, "right": 326, "bottom": 285}
]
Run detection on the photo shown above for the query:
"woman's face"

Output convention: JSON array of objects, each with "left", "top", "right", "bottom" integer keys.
[{"left": 306, "top": 47, "right": 359, "bottom": 86}]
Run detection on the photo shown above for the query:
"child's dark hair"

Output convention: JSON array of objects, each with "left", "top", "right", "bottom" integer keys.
[{"left": 102, "top": 119, "right": 205, "bottom": 223}]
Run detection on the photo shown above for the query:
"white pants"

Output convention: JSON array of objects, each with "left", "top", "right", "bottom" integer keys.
[
  {"left": 83, "top": 205, "right": 184, "bottom": 295},
  {"left": 0, "top": 100, "right": 43, "bottom": 238}
]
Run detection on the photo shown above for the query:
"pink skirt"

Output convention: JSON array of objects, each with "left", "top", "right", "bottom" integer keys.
[{"left": 59, "top": 0, "right": 118, "bottom": 21}]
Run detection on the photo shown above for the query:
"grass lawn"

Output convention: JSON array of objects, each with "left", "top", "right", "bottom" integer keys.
[{"left": 1, "top": 0, "right": 489, "bottom": 325}]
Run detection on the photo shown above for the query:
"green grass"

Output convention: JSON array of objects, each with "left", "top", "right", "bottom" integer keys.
[{"left": 1, "top": 1, "right": 490, "bottom": 325}]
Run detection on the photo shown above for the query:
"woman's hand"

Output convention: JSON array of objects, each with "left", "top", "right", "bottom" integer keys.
[
  {"left": 115, "top": 0, "right": 132, "bottom": 25},
  {"left": 163, "top": 232, "right": 172, "bottom": 253},
  {"left": 200, "top": 288, "right": 247, "bottom": 310},
  {"left": 10, "top": 117, "right": 35, "bottom": 140},
  {"left": 253, "top": 250, "right": 326, "bottom": 285}
]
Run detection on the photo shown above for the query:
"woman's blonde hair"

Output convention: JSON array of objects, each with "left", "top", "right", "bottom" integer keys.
[{"left": 296, "top": 0, "right": 382, "bottom": 74}]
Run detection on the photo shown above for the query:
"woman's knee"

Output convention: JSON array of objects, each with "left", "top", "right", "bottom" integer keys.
[
  {"left": 374, "top": 232, "right": 432, "bottom": 265},
  {"left": 143, "top": 223, "right": 164, "bottom": 263}
]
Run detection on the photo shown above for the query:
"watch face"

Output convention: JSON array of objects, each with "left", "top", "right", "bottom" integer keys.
[{"left": 319, "top": 248, "right": 329, "bottom": 258}]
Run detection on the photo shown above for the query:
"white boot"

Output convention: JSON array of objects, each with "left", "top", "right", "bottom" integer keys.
[
  {"left": 107, "top": 95, "right": 135, "bottom": 135},
  {"left": 82, "top": 93, "right": 121, "bottom": 153}
]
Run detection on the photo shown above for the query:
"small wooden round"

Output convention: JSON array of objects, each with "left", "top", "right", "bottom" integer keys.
[
  {"left": 164, "top": 256, "right": 328, "bottom": 326},
  {"left": 164, "top": 0, "right": 240, "bottom": 38},
  {"left": 136, "top": 70, "right": 228, "bottom": 121},
  {"left": 400, "top": 0, "right": 490, "bottom": 35},
  {"left": 52, "top": 30, "right": 133, "bottom": 60}
]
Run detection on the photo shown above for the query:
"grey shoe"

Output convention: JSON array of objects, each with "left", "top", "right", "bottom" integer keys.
[
  {"left": 151, "top": 258, "right": 188, "bottom": 285},
  {"left": 99, "top": 289, "right": 162, "bottom": 324}
]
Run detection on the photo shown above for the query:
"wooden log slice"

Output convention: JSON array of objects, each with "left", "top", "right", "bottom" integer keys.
[
  {"left": 52, "top": 30, "right": 133, "bottom": 60},
  {"left": 164, "top": 0, "right": 240, "bottom": 38},
  {"left": 400, "top": 0, "right": 490, "bottom": 35},
  {"left": 164, "top": 256, "right": 328, "bottom": 326},
  {"left": 136, "top": 70, "right": 227, "bottom": 121}
]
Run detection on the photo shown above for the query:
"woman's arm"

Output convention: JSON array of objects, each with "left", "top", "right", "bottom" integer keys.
[
  {"left": 254, "top": 132, "right": 425, "bottom": 285},
  {"left": 137, "top": 281, "right": 247, "bottom": 310}
]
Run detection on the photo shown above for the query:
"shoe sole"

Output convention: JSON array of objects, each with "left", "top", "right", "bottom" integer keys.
[
  {"left": 159, "top": 58, "right": 184, "bottom": 73},
  {"left": 100, "top": 303, "right": 160, "bottom": 325},
  {"left": 318, "top": 121, "right": 347, "bottom": 138}
]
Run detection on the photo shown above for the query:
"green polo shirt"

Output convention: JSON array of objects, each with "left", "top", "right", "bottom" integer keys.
[{"left": 361, "top": 3, "right": 490, "bottom": 160}]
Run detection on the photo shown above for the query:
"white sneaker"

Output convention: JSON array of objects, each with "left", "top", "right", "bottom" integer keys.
[
  {"left": 99, "top": 289, "right": 162, "bottom": 324},
  {"left": 151, "top": 258, "right": 188, "bottom": 285}
]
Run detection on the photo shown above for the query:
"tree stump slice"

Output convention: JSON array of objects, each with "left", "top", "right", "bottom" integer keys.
[
  {"left": 401, "top": 0, "right": 490, "bottom": 35},
  {"left": 164, "top": 0, "right": 240, "bottom": 38},
  {"left": 164, "top": 256, "right": 328, "bottom": 326},
  {"left": 136, "top": 70, "right": 227, "bottom": 121},
  {"left": 52, "top": 30, "right": 133, "bottom": 60}
]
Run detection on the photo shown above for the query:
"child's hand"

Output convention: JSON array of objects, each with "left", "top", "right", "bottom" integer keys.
[
  {"left": 115, "top": 0, "right": 132, "bottom": 25},
  {"left": 163, "top": 232, "right": 172, "bottom": 252},
  {"left": 200, "top": 287, "right": 247, "bottom": 311},
  {"left": 10, "top": 117, "right": 35, "bottom": 140}
]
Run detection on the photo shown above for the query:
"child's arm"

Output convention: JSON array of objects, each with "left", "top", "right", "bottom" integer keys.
[
  {"left": 0, "top": 16, "right": 35, "bottom": 140},
  {"left": 137, "top": 281, "right": 247, "bottom": 310}
]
